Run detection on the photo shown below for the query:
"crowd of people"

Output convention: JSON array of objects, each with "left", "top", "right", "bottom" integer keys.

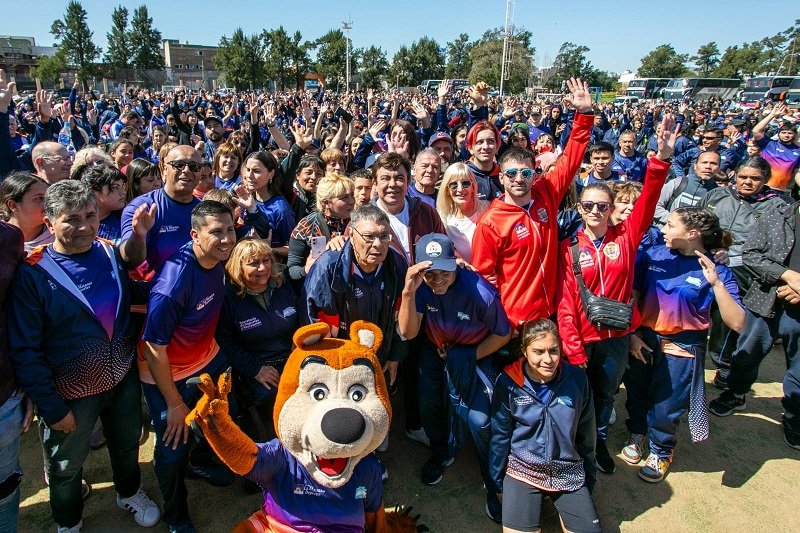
[{"left": 1, "top": 66, "right": 800, "bottom": 533}]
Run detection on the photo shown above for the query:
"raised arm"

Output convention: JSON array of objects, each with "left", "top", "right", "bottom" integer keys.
[{"left": 752, "top": 102, "right": 785, "bottom": 142}]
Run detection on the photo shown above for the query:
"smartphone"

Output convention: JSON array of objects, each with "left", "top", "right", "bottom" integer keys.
[
  {"left": 334, "top": 106, "right": 353, "bottom": 124},
  {"left": 310, "top": 236, "right": 327, "bottom": 260}
]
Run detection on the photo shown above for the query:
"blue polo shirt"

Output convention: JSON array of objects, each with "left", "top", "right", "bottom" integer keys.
[
  {"left": 121, "top": 188, "right": 199, "bottom": 280},
  {"left": 414, "top": 268, "right": 511, "bottom": 349},
  {"left": 611, "top": 152, "right": 648, "bottom": 182},
  {"left": 244, "top": 195, "right": 296, "bottom": 248}
]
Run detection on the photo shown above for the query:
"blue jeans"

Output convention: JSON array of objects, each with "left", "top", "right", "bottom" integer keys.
[
  {"left": 728, "top": 308, "right": 800, "bottom": 417},
  {"left": 585, "top": 335, "right": 630, "bottom": 441},
  {"left": 0, "top": 392, "right": 24, "bottom": 533},
  {"left": 39, "top": 369, "right": 142, "bottom": 528},
  {"left": 141, "top": 353, "right": 229, "bottom": 527}
]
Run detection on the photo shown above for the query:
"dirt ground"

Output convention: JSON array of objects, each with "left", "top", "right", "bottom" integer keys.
[{"left": 17, "top": 347, "right": 800, "bottom": 533}]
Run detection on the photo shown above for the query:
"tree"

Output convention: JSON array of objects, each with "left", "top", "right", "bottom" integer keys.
[
  {"left": 129, "top": 5, "right": 163, "bottom": 70},
  {"left": 782, "top": 19, "right": 800, "bottom": 75},
  {"left": 388, "top": 45, "right": 413, "bottom": 87},
  {"left": 638, "top": 45, "right": 688, "bottom": 78},
  {"left": 404, "top": 37, "right": 445, "bottom": 85},
  {"left": 264, "top": 27, "right": 311, "bottom": 90},
  {"left": 358, "top": 46, "right": 389, "bottom": 90},
  {"left": 549, "top": 42, "right": 594, "bottom": 89},
  {"left": 104, "top": 6, "right": 130, "bottom": 70},
  {"left": 445, "top": 33, "right": 473, "bottom": 78},
  {"left": 312, "top": 29, "right": 352, "bottom": 88},
  {"left": 32, "top": 49, "right": 69, "bottom": 86},
  {"left": 50, "top": 1, "right": 101, "bottom": 83},
  {"left": 214, "top": 29, "right": 267, "bottom": 90},
  {"left": 468, "top": 28, "right": 534, "bottom": 94},
  {"left": 692, "top": 42, "right": 720, "bottom": 77},
  {"left": 587, "top": 70, "right": 617, "bottom": 91}
]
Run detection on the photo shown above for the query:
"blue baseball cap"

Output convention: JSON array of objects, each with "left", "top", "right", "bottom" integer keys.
[{"left": 415, "top": 233, "right": 457, "bottom": 272}]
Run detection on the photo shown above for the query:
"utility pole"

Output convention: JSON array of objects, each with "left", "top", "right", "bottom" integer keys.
[
  {"left": 342, "top": 19, "right": 352, "bottom": 92},
  {"left": 499, "top": 0, "right": 515, "bottom": 96}
]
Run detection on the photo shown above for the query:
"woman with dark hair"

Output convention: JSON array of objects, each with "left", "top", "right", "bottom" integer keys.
[
  {"left": 289, "top": 154, "right": 324, "bottom": 223},
  {"left": 125, "top": 158, "right": 161, "bottom": 204},
  {"left": 216, "top": 238, "right": 297, "bottom": 437},
  {"left": 236, "top": 151, "right": 295, "bottom": 257},
  {"left": 80, "top": 163, "right": 127, "bottom": 244},
  {"left": 622, "top": 207, "right": 744, "bottom": 482},
  {"left": 556, "top": 115, "right": 676, "bottom": 475},
  {"left": 108, "top": 138, "right": 135, "bottom": 171},
  {"left": 698, "top": 156, "right": 789, "bottom": 388},
  {"left": 0, "top": 172, "right": 52, "bottom": 252}
]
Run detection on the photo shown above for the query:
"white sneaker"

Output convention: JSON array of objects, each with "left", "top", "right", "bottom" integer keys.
[
  {"left": 405, "top": 427, "right": 431, "bottom": 447},
  {"left": 57, "top": 521, "right": 82, "bottom": 533},
  {"left": 117, "top": 488, "right": 161, "bottom": 527}
]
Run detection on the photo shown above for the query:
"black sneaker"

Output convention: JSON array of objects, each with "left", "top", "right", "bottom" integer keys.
[
  {"left": 420, "top": 455, "right": 454, "bottom": 486},
  {"left": 594, "top": 439, "right": 616, "bottom": 474},
  {"left": 709, "top": 391, "right": 746, "bottom": 417},
  {"left": 485, "top": 492, "right": 502, "bottom": 524},
  {"left": 712, "top": 370, "right": 730, "bottom": 391},
  {"left": 783, "top": 416, "right": 800, "bottom": 450},
  {"left": 186, "top": 461, "right": 235, "bottom": 487}
]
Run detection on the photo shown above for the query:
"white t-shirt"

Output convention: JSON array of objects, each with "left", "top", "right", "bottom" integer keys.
[
  {"left": 25, "top": 226, "right": 55, "bottom": 253},
  {"left": 445, "top": 210, "right": 482, "bottom": 264},
  {"left": 378, "top": 199, "right": 411, "bottom": 263}
]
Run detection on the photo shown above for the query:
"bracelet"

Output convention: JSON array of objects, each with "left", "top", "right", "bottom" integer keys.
[{"left": 167, "top": 404, "right": 184, "bottom": 412}]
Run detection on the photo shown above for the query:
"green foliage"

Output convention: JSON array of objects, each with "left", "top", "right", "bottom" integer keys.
[
  {"left": 264, "top": 27, "right": 311, "bottom": 90},
  {"left": 467, "top": 28, "right": 534, "bottom": 94},
  {"left": 32, "top": 49, "right": 69, "bottom": 86},
  {"left": 312, "top": 29, "right": 351, "bottom": 87},
  {"left": 50, "top": 1, "right": 101, "bottom": 83},
  {"left": 445, "top": 33, "right": 473, "bottom": 79},
  {"left": 548, "top": 42, "right": 594, "bottom": 89},
  {"left": 104, "top": 5, "right": 130, "bottom": 70},
  {"left": 214, "top": 29, "right": 268, "bottom": 90},
  {"left": 388, "top": 45, "right": 413, "bottom": 87},
  {"left": 691, "top": 42, "right": 720, "bottom": 77},
  {"left": 129, "top": 6, "right": 163, "bottom": 70},
  {"left": 638, "top": 45, "right": 689, "bottom": 78},
  {"left": 358, "top": 46, "right": 389, "bottom": 90},
  {"left": 391, "top": 37, "right": 444, "bottom": 86}
]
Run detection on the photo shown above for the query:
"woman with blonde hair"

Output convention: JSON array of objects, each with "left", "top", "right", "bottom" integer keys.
[
  {"left": 69, "top": 146, "right": 113, "bottom": 179},
  {"left": 436, "top": 162, "right": 488, "bottom": 263},
  {"left": 216, "top": 238, "right": 298, "bottom": 429},
  {"left": 213, "top": 142, "right": 243, "bottom": 191},
  {"left": 287, "top": 173, "right": 355, "bottom": 280}
]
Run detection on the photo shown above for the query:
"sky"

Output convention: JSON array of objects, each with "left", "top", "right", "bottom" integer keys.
[{"left": 5, "top": 0, "right": 799, "bottom": 74}]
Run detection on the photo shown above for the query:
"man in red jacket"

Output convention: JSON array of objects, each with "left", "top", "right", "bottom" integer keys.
[{"left": 472, "top": 78, "right": 595, "bottom": 328}]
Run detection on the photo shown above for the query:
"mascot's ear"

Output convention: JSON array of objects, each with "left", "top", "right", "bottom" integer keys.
[
  {"left": 293, "top": 323, "right": 332, "bottom": 348},
  {"left": 349, "top": 320, "right": 383, "bottom": 354}
]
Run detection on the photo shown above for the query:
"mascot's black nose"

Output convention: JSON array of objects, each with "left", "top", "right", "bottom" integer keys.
[{"left": 321, "top": 408, "right": 366, "bottom": 444}]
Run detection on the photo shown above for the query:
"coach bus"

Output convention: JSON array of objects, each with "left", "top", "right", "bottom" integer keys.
[
  {"left": 741, "top": 76, "right": 799, "bottom": 105},
  {"left": 662, "top": 78, "right": 740, "bottom": 101},
  {"left": 787, "top": 77, "right": 800, "bottom": 109},
  {"left": 625, "top": 78, "right": 670, "bottom": 99}
]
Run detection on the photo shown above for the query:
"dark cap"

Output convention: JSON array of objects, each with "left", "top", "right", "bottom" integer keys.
[
  {"left": 429, "top": 131, "right": 453, "bottom": 145},
  {"left": 730, "top": 119, "right": 746, "bottom": 127},
  {"left": 204, "top": 115, "right": 223, "bottom": 127},
  {"left": 415, "top": 233, "right": 457, "bottom": 272}
]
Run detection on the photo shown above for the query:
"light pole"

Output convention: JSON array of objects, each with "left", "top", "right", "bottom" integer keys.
[
  {"left": 499, "top": 0, "right": 515, "bottom": 96},
  {"left": 342, "top": 19, "right": 352, "bottom": 91}
]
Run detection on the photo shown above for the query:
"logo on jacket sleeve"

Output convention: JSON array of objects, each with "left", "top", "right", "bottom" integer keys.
[
  {"left": 537, "top": 208, "right": 548, "bottom": 222},
  {"left": 355, "top": 486, "right": 367, "bottom": 499},
  {"left": 513, "top": 223, "right": 530, "bottom": 240}
]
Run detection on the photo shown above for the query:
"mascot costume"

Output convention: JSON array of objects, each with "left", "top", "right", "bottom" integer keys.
[{"left": 186, "top": 320, "right": 420, "bottom": 532}]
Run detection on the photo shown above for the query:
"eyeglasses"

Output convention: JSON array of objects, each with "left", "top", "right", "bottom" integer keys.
[
  {"left": 579, "top": 201, "right": 612, "bottom": 213},
  {"left": 42, "top": 154, "right": 73, "bottom": 163},
  {"left": 447, "top": 180, "right": 473, "bottom": 192},
  {"left": 166, "top": 160, "right": 202, "bottom": 172},
  {"left": 351, "top": 226, "right": 392, "bottom": 244},
  {"left": 702, "top": 136, "right": 721, "bottom": 141},
  {"left": 503, "top": 168, "right": 538, "bottom": 181}
]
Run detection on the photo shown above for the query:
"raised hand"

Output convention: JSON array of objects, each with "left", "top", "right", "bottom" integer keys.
[
  {"left": 696, "top": 251, "right": 721, "bottom": 287},
  {"left": 403, "top": 261, "right": 433, "bottom": 293},
  {"left": 37, "top": 89, "right": 52, "bottom": 121},
  {"left": 771, "top": 102, "right": 787, "bottom": 118},
  {"left": 562, "top": 78, "right": 593, "bottom": 113},
  {"left": 437, "top": 79, "right": 451, "bottom": 100},
  {"left": 264, "top": 102, "right": 277, "bottom": 127},
  {"left": 131, "top": 203, "right": 157, "bottom": 240},
  {"left": 290, "top": 120, "right": 314, "bottom": 150},
  {"left": 368, "top": 118, "right": 387, "bottom": 139},
  {"left": 0, "top": 69, "right": 16, "bottom": 113},
  {"left": 655, "top": 114, "right": 680, "bottom": 161}
]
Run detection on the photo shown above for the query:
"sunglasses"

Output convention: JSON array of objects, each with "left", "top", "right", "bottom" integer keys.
[
  {"left": 579, "top": 201, "right": 612, "bottom": 213},
  {"left": 503, "top": 168, "right": 539, "bottom": 180},
  {"left": 166, "top": 160, "right": 202, "bottom": 172},
  {"left": 447, "top": 180, "right": 473, "bottom": 191},
  {"left": 702, "top": 136, "right": 721, "bottom": 141}
]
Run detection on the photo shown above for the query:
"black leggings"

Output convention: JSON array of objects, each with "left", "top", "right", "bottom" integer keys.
[{"left": 502, "top": 475, "right": 601, "bottom": 532}]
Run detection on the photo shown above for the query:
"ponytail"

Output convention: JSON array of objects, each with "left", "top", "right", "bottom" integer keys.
[{"left": 673, "top": 207, "right": 731, "bottom": 250}]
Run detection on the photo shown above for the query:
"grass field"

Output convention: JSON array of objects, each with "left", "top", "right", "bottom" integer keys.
[{"left": 17, "top": 347, "right": 800, "bottom": 533}]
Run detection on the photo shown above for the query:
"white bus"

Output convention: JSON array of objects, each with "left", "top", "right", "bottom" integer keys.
[
  {"left": 741, "top": 76, "right": 799, "bottom": 105},
  {"left": 625, "top": 78, "right": 671, "bottom": 99},
  {"left": 662, "top": 78, "right": 740, "bottom": 101}
]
